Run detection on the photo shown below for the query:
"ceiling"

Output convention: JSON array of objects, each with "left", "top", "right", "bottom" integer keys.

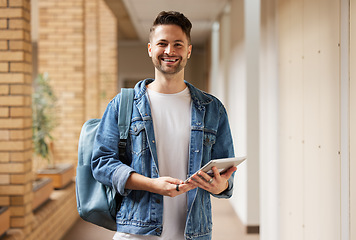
[{"left": 105, "top": 0, "right": 230, "bottom": 45}]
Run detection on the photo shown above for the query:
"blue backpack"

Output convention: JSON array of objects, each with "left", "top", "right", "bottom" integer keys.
[{"left": 76, "top": 88, "right": 134, "bottom": 231}]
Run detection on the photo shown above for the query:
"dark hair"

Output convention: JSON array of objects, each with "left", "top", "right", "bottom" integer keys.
[{"left": 149, "top": 11, "right": 192, "bottom": 44}]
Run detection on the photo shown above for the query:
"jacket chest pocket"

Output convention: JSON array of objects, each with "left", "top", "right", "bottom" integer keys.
[
  {"left": 203, "top": 132, "right": 216, "bottom": 147},
  {"left": 129, "top": 121, "right": 149, "bottom": 155},
  {"left": 203, "top": 132, "right": 216, "bottom": 161}
]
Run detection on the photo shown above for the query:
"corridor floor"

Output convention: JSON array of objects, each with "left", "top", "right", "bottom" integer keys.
[{"left": 62, "top": 198, "right": 259, "bottom": 240}]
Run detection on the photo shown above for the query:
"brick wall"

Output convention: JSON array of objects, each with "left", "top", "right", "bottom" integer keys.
[
  {"left": 27, "top": 184, "right": 78, "bottom": 240},
  {"left": 98, "top": 0, "right": 118, "bottom": 114},
  {"left": 37, "top": 0, "right": 86, "bottom": 166},
  {"left": 37, "top": 0, "right": 118, "bottom": 166},
  {"left": 84, "top": 0, "right": 100, "bottom": 119},
  {"left": 0, "top": 0, "right": 118, "bottom": 238},
  {"left": 0, "top": 0, "right": 34, "bottom": 236}
]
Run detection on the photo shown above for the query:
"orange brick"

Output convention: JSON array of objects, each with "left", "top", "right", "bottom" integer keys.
[
  {"left": 0, "top": 184, "right": 26, "bottom": 195},
  {"left": 0, "top": 8, "right": 25, "bottom": 18},
  {"left": 9, "top": 19, "right": 30, "bottom": 30},
  {"left": 0, "top": 107, "right": 9, "bottom": 117},
  {"left": 24, "top": 52, "right": 31, "bottom": 62},
  {"left": 0, "top": 96, "right": 27, "bottom": 106},
  {"left": 0, "top": 73, "right": 25, "bottom": 83},
  {"left": 0, "top": 140, "right": 28, "bottom": 151},
  {"left": 0, "top": 162, "right": 30, "bottom": 174},
  {"left": 10, "top": 172, "right": 33, "bottom": 184},
  {"left": 10, "top": 62, "right": 31, "bottom": 73},
  {"left": 10, "top": 202, "right": 32, "bottom": 216},
  {"left": 11, "top": 193, "right": 32, "bottom": 205},
  {"left": 0, "top": 118, "right": 28, "bottom": 129},
  {"left": 10, "top": 107, "right": 31, "bottom": 117},
  {"left": 0, "top": 51, "right": 25, "bottom": 61},
  {"left": 11, "top": 214, "right": 33, "bottom": 228},
  {"left": 0, "top": 0, "right": 7, "bottom": 7},
  {"left": 10, "top": 128, "right": 32, "bottom": 140},
  {"left": 24, "top": 74, "right": 31, "bottom": 84},
  {"left": 24, "top": 30, "right": 30, "bottom": 42},
  {"left": 0, "top": 130, "right": 9, "bottom": 140},
  {"left": 0, "top": 19, "right": 7, "bottom": 29},
  {"left": 0, "top": 41, "right": 6, "bottom": 50},
  {"left": 10, "top": 84, "right": 31, "bottom": 95},
  {"left": 9, "top": 0, "right": 29, "bottom": 8},
  {"left": 9, "top": 40, "right": 31, "bottom": 51},
  {"left": 0, "top": 174, "right": 10, "bottom": 184},
  {"left": 0, "top": 152, "right": 10, "bottom": 163},
  {"left": 0, "top": 30, "right": 25, "bottom": 40},
  {"left": 0, "top": 196, "right": 10, "bottom": 205},
  {"left": 0, "top": 62, "right": 9, "bottom": 72},
  {"left": 0, "top": 84, "right": 9, "bottom": 94},
  {"left": 10, "top": 150, "right": 31, "bottom": 162}
]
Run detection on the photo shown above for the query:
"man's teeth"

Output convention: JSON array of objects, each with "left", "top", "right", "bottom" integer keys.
[{"left": 162, "top": 58, "right": 178, "bottom": 62}]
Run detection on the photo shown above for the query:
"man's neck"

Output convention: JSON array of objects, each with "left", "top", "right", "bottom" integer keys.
[{"left": 148, "top": 71, "right": 186, "bottom": 94}]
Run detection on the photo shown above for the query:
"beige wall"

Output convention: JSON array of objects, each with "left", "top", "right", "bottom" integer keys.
[
  {"left": 227, "top": 0, "right": 248, "bottom": 225},
  {"left": 278, "top": 0, "right": 341, "bottom": 239},
  {"left": 211, "top": 0, "right": 261, "bottom": 229},
  {"left": 350, "top": 0, "right": 356, "bottom": 238},
  {"left": 260, "top": 0, "right": 279, "bottom": 238}
]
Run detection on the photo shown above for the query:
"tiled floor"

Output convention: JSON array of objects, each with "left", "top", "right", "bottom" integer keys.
[{"left": 62, "top": 198, "right": 259, "bottom": 240}]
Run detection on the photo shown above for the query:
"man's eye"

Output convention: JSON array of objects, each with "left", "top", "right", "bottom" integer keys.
[{"left": 158, "top": 43, "right": 167, "bottom": 46}]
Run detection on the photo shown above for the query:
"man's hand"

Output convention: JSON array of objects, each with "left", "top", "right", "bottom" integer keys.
[
  {"left": 187, "top": 166, "right": 237, "bottom": 195},
  {"left": 150, "top": 177, "right": 196, "bottom": 197},
  {"left": 125, "top": 173, "right": 196, "bottom": 197}
]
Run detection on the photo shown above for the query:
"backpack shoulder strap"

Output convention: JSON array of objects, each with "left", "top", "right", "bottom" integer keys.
[{"left": 118, "top": 88, "right": 134, "bottom": 140}]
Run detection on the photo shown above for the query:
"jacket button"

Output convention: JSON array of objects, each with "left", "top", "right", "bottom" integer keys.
[
  {"left": 155, "top": 199, "right": 161, "bottom": 204},
  {"left": 155, "top": 228, "right": 160, "bottom": 233}
]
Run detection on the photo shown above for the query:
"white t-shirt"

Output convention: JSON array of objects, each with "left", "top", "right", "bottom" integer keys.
[{"left": 114, "top": 87, "right": 191, "bottom": 240}]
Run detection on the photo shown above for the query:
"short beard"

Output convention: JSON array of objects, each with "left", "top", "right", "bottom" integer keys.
[{"left": 152, "top": 55, "right": 187, "bottom": 75}]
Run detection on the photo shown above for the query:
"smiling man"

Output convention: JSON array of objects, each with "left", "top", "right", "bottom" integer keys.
[
  {"left": 148, "top": 23, "right": 191, "bottom": 79},
  {"left": 91, "top": 11, "right": 236, "bottom": 240}
]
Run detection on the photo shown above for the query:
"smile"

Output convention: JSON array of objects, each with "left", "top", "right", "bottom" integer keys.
[{"left": 161, "top": 57, "right": 179, "bottom": 63}]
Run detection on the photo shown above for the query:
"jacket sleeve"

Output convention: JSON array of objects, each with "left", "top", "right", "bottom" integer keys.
[
  {"left": 211, "top": 103, "right": 235, "bottom": 199},
  {"left": 91, "top": 95, "right": 136, "bottom": 196}
]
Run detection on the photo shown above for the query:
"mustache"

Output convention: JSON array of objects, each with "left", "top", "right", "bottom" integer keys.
[{"left": 159, "top": 54, "right": 181, "bottom": 59}]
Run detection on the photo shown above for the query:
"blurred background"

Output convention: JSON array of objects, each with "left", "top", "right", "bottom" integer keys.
[{"left": 0, "top": 0, "right": 355, "bottom": 239}]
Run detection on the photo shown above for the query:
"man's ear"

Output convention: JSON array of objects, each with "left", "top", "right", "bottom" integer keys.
[
  {"left": 188, "top": 45, "right": 192, "bottom": 59},
  {"left": 148, "top": 43, "right": 152, "bottom": 57}
]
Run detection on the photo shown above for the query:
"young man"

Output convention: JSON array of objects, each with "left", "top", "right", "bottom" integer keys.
[{"left": 92, "top": 11, "right": 236, "bottom": 240}]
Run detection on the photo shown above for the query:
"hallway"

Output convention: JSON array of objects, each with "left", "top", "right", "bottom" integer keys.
[{"left": 62, "top": 198, "right": 259, "bottom": 240}]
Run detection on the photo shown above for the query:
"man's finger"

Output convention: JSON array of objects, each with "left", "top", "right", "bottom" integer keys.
[{"left": 220, "top": 166, "right": 237, "bottom": 178}]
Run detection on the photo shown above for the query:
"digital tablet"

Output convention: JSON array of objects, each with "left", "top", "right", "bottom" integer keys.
[{"left": 184, "top": 156, "right": 246, "bottom": 183}]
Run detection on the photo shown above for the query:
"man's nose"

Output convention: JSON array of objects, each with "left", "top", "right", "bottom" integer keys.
[{"left": 164, "top": 45, "right": 174, "bottom": 55}]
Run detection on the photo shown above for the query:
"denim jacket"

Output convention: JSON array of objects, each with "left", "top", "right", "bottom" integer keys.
[{"left": 92, "top": 79, "right": 235, "bottom": 240}]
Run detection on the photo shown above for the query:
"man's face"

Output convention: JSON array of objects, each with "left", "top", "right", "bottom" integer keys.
[{"left": 148, "top": 24, "right": 192, "bottom": 76}]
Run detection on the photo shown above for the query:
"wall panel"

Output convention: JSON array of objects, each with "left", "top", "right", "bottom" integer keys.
[
  {"left": 278, "top": 0, "right": 341, "bottom": 239},
  {"left": 278, "top": 0, "right": 305, "bottom": 238},
  {"left": 350, "top": 0, "right": 356, "bottom": 238}
]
